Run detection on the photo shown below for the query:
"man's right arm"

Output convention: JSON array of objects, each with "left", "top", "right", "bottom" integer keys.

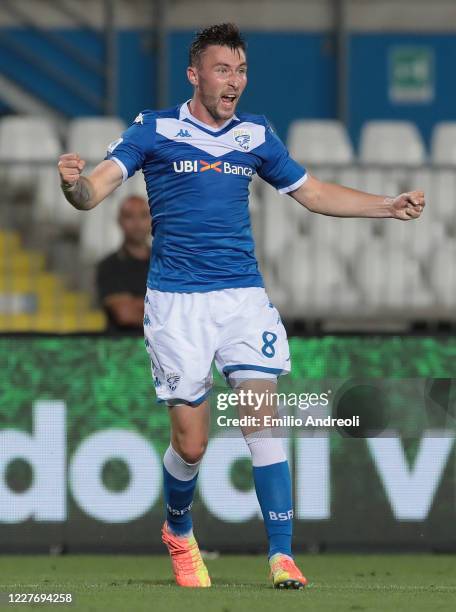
[{"left": 58, "top": 153, "right": 123, "bottom": 211}]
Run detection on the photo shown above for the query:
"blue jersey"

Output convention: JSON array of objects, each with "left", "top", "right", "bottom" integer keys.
[{"left": 105, "top": 101, "right": 307, "bottom": 293}]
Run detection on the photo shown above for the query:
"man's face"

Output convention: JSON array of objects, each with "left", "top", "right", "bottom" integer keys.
[
  {"left": 188, "top": 45, "right": 247, "bottom": 122},
  {"left": 118, "top": 196, "right": 150, "bottom": 245}
]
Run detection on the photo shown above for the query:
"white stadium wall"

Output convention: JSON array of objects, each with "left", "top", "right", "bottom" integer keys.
[{"left": 0, "top": 0, "right": 456, "bottom": 31}]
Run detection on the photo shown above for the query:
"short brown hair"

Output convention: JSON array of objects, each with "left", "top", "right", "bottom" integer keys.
[{"left": 189, "top": 23, "right": 246, "bottom": 67}]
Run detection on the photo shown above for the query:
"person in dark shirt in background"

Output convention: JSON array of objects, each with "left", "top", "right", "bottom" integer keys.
[{"left": 96, "top": 195, "right": 150, "bottom": 332}]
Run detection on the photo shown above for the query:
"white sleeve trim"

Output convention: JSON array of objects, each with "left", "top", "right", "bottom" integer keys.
[
  {"left": 278, "top": 173, "right": 308, "bottom": 195},
  {"left": 111, "top": 156, "right": 128, "bottom": 183}
]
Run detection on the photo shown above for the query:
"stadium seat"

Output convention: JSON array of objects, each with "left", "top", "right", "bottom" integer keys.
[
  {"left": 0, "top": 115, "right": 61, "bottom": 178},
  {"left": 248, "top": 182, "right": 262, "bottom": 255},
  {"left": 0, "top": 227, "right": 106, "bottom": 332},
  {"left": 359, "top": 121, "right": 426, "bottom": 166},
  {"left": 429, "top": 242, "right": 456, "bottom": 307},
  {"left": 334, "top": 166, "right": 364, "bottom": 190},
  {"left": 83, "top": 171, "right": 148, "bottom": 249},
  {"left": 261, "top": 264, "right": 288, "bottom": 313},
  {"left": 360, "top": 167, "right": 409, "bottom": 199},
  {"left": 260, "top": 182, "right": 299, "bottom": 264},
  {"left": 380, "top": 211, "right": 445, "bottom": 264},
  {"left": 428, "top": 124, "right": 456, "bottom": 225},
  {"left": 68, "top": 117, "right": 141, "bottom": 261},
  {"left": 307, "top": 214, "right": 375, "bottom": 262},
  {"left": 45, "top": 117, "right": 130, "bottom": 231},
  {"left": 359, "top": 122, "right": 426, "bottom": 225},
  {"left": 407, "top": 166, "right": 456, "bottom": 228},
  {"left": 67, "top": 117, "right": 127, "bottom": 163},
  {"left": 79, "top": 195, "right": 123, "bottom": 264},
  {"left": 287, "top": 120, "right": 354, "bottom": 165},
  {"left": 353, "top": 239, "right": 433, "bottom": 308},
  {"left": 431, "top": 122, "right": 456, "bottom": 165},
  {"left": 123, "top": 169, "right": 148, "bottom": 199},
  {"left": 78, "top": 172, "right": 150, "bottom": 265},
  {"left": 278, "top": 238, "right": 358, "bottom": 314},
  {"left": 429, "top": 169, "right": 456, "bottom": 225},
  {"left": 0, "top": 115, "right": 63, "bottom": 223}
]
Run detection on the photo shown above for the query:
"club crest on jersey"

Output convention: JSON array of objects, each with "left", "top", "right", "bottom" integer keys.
[
  {"left": 233, "top": 128, "right": 252, "bottom": 150},
  {"left": 166, "top": 372, "right": 181, "bottom": 392}
]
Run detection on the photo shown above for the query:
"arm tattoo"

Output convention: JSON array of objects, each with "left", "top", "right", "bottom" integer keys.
[{"left": 61, "top": 177, "right": 94, "bottom": 210}]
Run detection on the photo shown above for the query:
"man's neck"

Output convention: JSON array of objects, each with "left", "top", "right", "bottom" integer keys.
[
  {"left": 188, "top": 98, "right": 232, "bottom": 129},
  {"left": 123, "top": 242, "right": 149, "bottom": 260}
]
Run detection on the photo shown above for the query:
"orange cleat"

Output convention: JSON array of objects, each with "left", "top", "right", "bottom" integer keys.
[
  {"left": 269, "top": 553, "right": 308, "bottom": 589},
  {"left": 161, "top": 522, "right": 211, "bottom": 587}
]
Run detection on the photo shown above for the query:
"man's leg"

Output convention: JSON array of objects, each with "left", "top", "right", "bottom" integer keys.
[
  {"left": 161, "top": 399, "right": 211, "bottom": 587},
  {"left": 234, "top": 377, "right": 307, "bottom": 589},
  {"left": 142, "top": 288, "right": 214, "bottom": 586},
  {"left": 235, "top": 379, "right": 293, "bottom": 556},
  {"left": 163, "top": 400, "right": 210, "bottom": 535}
]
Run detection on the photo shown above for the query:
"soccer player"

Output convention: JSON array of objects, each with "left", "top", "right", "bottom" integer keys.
[{"left": 58, "top": 23, "right": 425, "bottom": 590}]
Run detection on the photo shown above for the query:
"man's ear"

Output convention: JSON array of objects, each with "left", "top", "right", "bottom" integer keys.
[{"left": 187, "top": 65, "right": 198, "bottom": 87}]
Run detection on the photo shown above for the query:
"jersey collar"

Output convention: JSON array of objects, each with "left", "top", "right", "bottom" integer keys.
[{"left": 179, "top": 100, "right": 239, "bottom": 133}]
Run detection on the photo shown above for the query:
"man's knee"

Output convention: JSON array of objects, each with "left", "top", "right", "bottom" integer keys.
[{"left": 172, "top": 434, "right": 208, "bottom": 464}]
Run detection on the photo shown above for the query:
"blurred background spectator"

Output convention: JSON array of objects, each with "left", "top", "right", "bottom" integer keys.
[{"left": 96, "top": 194, "right": 150, "bottom": 333}]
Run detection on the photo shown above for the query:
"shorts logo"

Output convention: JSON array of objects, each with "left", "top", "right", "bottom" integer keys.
[
  {"left": 154, "top": 375, "right": 162, "bottom": 388},
  {"left": 233, "top": 129, "right": 252, "bottom": 150},
  {"left": 166, "top": 372, "right": 181, "bottom": 392}
]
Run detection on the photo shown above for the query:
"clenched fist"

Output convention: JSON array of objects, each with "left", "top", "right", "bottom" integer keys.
[
  {"left": 390, "top": 190, "right": 425, "bottom": 221},
  {"left": 58, "top": 153, "right": 86, "bottom": 186}
]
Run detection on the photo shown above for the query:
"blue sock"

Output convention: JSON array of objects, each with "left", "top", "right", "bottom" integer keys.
[
  {"left": 163, "top": 465, "right": 198, "bottom": 536},
  {"left": 253, "top": 460, "right": 293, "bottom": 558}
]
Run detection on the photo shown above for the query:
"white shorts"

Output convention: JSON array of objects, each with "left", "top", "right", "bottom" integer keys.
[{"left": 143, "top": 286, "right": 291, "bottom": 405}]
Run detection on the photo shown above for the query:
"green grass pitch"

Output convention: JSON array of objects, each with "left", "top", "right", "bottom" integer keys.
[{"left": 0, "top": 554, "right": 455, "bottom": 611}]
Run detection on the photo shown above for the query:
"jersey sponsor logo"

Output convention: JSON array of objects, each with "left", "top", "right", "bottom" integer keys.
[
  {"left": 200, "top": 160, "right": 222, "bottom": 173},
  {"left": 134, "top": 112, "right": 144, "bottom": 124},
  {"left": 172, "top": 160, "right": 253, "bottom": 177},
  {"left": 166, "top": 372, "right": 181, "bottom": 392},
  {"left": 233, "top": 128, "right": 252, "bottom": 150},
  {"left": 173, "top": 160, "right": 198, "bottom": 173},
  {"left": 174, "top": 128, "right": 192, "bottom": 138},
  {"left": 107, "top": 137, "right": 123, "bottom": 153},
  {"left": 268, "top": 509, "right": 294, "bottom": 521},
  {"left": 222, "top": 162, "right": 253, "bottom": 176}
]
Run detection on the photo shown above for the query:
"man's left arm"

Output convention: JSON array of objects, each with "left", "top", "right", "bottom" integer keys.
[
  {"left": 290, "top": 174, "right": 425, "bottom": 221},
  {"left": 103, "top": 293, "right": 145, "bottom": 327}
]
